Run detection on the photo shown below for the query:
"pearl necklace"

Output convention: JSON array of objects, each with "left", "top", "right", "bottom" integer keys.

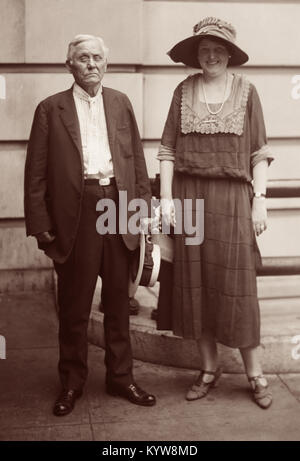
[{"left": 202, "top": 73, "right": 228, "bottom": 116}]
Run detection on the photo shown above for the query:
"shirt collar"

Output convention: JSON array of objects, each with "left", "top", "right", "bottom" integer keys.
[{"left": 73, "top": 82, "right": 102, "bottom": 103}]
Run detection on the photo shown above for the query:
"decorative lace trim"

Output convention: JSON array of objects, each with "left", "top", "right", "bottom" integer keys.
[{"left": 181, "top": 73, "right": 251, "bottom": 135}]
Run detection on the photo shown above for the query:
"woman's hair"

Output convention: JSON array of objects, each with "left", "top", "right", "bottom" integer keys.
[{"left": 66, "top": 34, "right": 109, "bottom": 62}]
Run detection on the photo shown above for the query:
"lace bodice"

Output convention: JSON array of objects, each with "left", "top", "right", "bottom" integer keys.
[{"left": 181, "top": 73, "right": 250, "bottom": 135}]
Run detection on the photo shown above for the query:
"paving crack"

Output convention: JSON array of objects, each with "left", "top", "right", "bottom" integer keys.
[{"left": 278, "top": 374, "right": 300, "bottom": 403}]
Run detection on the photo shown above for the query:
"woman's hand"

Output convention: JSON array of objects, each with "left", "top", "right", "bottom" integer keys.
[
  {"left": 161, "top": 198, "right": 176, "bottom": 228},
  {"left": 252, "top": 198, "right": 267, "bottom": 236}
]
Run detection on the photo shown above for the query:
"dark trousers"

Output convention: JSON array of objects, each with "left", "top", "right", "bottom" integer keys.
[{"left": 54, "top": 183, "right": 133, "bottom": 391}]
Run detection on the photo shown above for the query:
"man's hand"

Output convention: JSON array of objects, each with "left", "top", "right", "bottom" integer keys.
[{"left": 35, "top": 231, "right": 56, "bottom": 243}]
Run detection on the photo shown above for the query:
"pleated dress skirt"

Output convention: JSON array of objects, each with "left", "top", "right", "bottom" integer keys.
[{"left": 171, "top": 172, "right": 261, "bottom": 348}]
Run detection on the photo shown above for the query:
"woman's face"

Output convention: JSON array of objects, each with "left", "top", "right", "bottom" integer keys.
[{"left": 197, "top": 38, "right": 229, "bottom": 78}]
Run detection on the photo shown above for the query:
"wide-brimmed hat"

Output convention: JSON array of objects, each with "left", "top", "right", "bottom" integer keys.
[
  {"left": 128, "top": 232, "right": 161, "bottom": 297},
  {"left": 168, "top": 17, "right": 249, "bottom": 68}
]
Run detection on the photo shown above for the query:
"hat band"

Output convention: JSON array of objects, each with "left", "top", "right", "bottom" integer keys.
[{"left": 196, "top": 25, "right": 235, "bottom": 44}]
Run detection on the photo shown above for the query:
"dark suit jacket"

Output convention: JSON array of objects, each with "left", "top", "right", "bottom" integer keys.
[{"left": 24, "top": 86, "right": 152, "bottom": 263}]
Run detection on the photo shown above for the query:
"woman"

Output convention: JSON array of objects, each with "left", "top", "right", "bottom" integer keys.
[{"left": 158, "top": 17, "right": 273, "bottom": 409}]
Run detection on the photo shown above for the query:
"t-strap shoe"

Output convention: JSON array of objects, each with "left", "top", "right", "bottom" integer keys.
[
  {"left": 186, "top": 367, "right": 222, "bottom": 401},
  {"left": 248, "top": 375, "right": 273, "bottom": 409}
]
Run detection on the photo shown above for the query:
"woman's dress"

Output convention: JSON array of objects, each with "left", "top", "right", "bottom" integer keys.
[{"left": 158, "top": 73, "right": 273, "bottom": 348}]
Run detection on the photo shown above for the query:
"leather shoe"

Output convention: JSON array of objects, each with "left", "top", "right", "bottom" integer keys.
[
  {"left": 106, "top": 382, "right": 156, "bottom": 406},
  {"left": 53, "top": 389, "right": 82, "bottom": 416}
]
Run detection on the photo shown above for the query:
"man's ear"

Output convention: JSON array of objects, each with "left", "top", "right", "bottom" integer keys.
[{"left": 65, "top": 60, "right": 72, "bottom": 73}]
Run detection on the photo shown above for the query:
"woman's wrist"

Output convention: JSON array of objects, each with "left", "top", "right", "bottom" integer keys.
[
  {"left": 252, "top": 198, "right": 266, "bottom": 211},
  {"left": 253, "top": 196, "right": 266, "bottom": 202},
  {"left": 253, "top": 192, "right": 266, "bottom": 199}
]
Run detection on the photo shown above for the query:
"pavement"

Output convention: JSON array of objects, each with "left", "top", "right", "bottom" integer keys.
[{"left": 0, "top": 290, "right": 300, "bottom": 442}]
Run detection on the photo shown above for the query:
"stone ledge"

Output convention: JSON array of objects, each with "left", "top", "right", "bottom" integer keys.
[
  {"left": 52, "top": 270, "right": 300, "bottom": 373},
  {"left": 0, "top": 268, "right": 53, "bottom": 292},
  {"left": 88, "top": 284, "right": 300, "bottom": 374}
]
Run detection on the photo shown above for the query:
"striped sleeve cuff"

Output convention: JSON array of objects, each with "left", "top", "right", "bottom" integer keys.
[
  {"left": 251, "top": 144, "right": 274, "bottom": 168},
  {"left": 157, "top": 144, "right": 175, "bottom": 162}
]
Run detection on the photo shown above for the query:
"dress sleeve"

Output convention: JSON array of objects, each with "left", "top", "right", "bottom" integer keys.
[
  {"left": 248, "top": 84, "right": 274, "bottom": 169},
  {"left": 157, "top": 84, "right": 182, "bottom": 162},
  {"left": 157, "top": 144, "right": 175, "bottom": 162}
]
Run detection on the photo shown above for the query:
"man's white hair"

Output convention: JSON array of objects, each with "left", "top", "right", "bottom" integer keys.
[{"left": 66, "top": 34, "right": 109, "bottom": 62}]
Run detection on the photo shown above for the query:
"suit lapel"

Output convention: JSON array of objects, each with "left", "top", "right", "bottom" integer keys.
[
  {"left": 102, "top": 87, "right": 118, "bottom": 156},
  {"left": 59, "top": 88, "right": 83, "bottom": 163}
]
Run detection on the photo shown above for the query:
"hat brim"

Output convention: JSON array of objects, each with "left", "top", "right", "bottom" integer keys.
[
  {"left": 128, "top": 233, "right": 161, "bottom": 298},
  {"left": 168, "top": 34, "right": 249, "bottom": 68}
]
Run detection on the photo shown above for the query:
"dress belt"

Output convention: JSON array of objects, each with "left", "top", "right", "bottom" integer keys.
[{"left": 84, "top": 177, "right": 116, "bottom": 187}]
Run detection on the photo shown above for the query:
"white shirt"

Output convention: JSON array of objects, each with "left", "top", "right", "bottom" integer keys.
[{"left": 73, "top": 83, "right": 114, "bottom": 178}]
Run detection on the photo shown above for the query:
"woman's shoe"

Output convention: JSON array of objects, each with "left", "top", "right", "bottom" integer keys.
[
  {"left": 186, "top": 367, "right": 222, "bottom": 401},
  {"left": 248, "top": 375, "right": 273, "bottom": 409}
]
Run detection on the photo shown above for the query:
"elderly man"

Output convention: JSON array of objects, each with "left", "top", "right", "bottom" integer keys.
[{"left": 24, "top": 35, "right": 155, "bottom": 416}]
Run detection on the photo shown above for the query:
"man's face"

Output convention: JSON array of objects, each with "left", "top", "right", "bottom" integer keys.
[{"left": 67, "top": 39, "right": 107, "bottom": 93}]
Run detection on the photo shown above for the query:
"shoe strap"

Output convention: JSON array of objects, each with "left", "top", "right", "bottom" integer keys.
[
  {"left": 202, "top": 368, "right": 220, "bottom": 376},
  {"left": 248, "top": 374, "right": 265, "bottom": 383},
  {"left": 248, "top": 375, "right": 269, "bottom": 389}
]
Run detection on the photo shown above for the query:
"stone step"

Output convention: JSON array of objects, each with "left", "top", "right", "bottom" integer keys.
[
  {"left": 88, "top": 282, "right": 300, "bottom": 374},
  {"left": 258, "top": 274, "right": 300, "bottom": 299}
]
